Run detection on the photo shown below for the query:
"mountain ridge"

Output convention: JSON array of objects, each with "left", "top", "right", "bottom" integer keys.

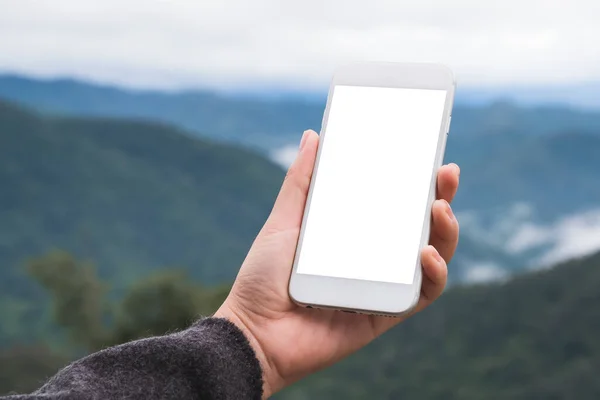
[
  {"left": 2, "top": 74, "right": 600, "bottom": 151},
  {"left": 280, "top": 249, "right": 600, "bottom": 399},
  {"left": 0, "top": 98, "right": 285, "bottom": 286},
  {"left": 3, "top": 95, "right": 600, "bottom": 286}
]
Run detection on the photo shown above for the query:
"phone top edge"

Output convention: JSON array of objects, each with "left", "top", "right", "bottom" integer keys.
[
  {"left": 331, "top": 62, "right": 455, "bottom": 91},
  {"left": 334, "top": 61, "right": 454, "bottom": 77}
]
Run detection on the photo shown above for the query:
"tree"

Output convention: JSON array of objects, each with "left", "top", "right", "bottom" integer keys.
[
  {"left": 27, "top": 250, "right": 109, "bottom": 352},
  {"left": 1, "top": 250, "right": 231, "bottom": 395},
  {"left": 110, "top": 271, "right": 229, "bottom": 346},
  {"left": 0, "top": 345, "right": 67, "bottom": 395},
  {"left": 27, "top": 250, "right": 231, "bottom": 352}
]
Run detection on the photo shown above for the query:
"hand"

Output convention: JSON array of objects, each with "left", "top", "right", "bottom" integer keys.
[{"left": 216, "top": 130, "right": 460, "bottom": 398}]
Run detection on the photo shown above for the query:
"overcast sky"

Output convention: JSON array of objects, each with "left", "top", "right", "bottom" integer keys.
[{"left": 0, "top": 0, "right": 598, "bottom": 90}]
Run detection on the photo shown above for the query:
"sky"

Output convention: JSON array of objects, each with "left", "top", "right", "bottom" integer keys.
[{"left": 0, "top": 0, "right": 599, "bottom": 91}]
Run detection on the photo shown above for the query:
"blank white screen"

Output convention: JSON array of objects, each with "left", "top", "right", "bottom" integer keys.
[{"left": 296, "top": 85, "right": 447, "bottom": 284}]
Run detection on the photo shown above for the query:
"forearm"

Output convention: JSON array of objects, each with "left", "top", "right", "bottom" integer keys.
[{"left": 2, "top": 318, "right": 263, "bottom": 400}]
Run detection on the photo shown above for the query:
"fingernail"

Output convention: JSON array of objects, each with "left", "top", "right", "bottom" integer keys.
[
  {"left": 450, "top": 163, "right": 460, "bottom": 177},
  {"left": 444, "top": 201, "right": 455, "bottom": 222},
  {"left": 299, "top": 131, "right": 309, "bottom": 151}
]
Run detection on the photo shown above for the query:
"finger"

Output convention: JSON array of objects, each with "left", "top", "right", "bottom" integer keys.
[
  {"left": 429, "top": 199, "right": 459, "bottom": 263},
  {"left": 437, "top": 163, "right": 460, "bottom": 203},
  {"left": 266, "top": 130, "right": 319, "bottom": 231},
  {"left": 417, "top": 245, "right": 448, "bottom": 310},
  {"left": 370, "top": 245, "right": 448, "bottom": 334}
]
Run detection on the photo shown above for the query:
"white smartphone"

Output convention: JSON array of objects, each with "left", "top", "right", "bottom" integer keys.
[{"left": 288, "top": 62, "right": 455, "bottom": 316}]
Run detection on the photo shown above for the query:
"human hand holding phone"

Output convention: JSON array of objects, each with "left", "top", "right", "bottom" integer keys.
[{"left": 215, "top": 130, "right": 460, "bottom": 398}]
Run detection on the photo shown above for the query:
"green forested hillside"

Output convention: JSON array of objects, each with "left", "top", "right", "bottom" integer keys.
[
  {"left": 3, "top": 96, "right": 600, "bottom": 296},
  {"left": 3, "top": 248, "right": 600, "bottom": 398},
  {"left": 280, "top": 251, "right": 600, "bottom": 399},
  {"left": 4, "top": 76, "right": 600, "bottom": 284},
  {"left": 447, "top": 130, "right": 600, "bottom": 219},
  {"left": 0, "top": 99, "right": 286, "bottom": 342},
  {"left": 3, "top": 97, "right": 600, "bottom": 399},
  {"left": 0, "top": 99, "right": 284, "bottom": 285}
]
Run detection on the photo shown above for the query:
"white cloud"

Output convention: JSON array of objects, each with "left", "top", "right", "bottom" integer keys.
[
  {"left": 505, "top": 223, "right": 553, "bottom": 254},
  {"left": 464, "top": 204, "right": 600, "bottom": 267},
  {"left": 502, "top": 208, "right": 600, "bottom": 265},
  {"left": 463, "top": 262, "right": 508, "bottom": 284},
  {"left": 458, "top": 202, "right": 536, "bottom": 249},
  {"left": 271, "top": 145, "right": 298, "bottom": 168},
  {"left": 535, "top": 209, "right": 600, "bottom": 266},
  {"left": 0, "top": 0, "right": 598, "bottom": 90}
]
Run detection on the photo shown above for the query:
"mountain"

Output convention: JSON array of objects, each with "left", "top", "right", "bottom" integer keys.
[
  {"left": 0, "top": 98, "right": 522, "bottom": 287},
  {"left": 3, "top": 74, "right": 600, "bottom": 397},
  {"left": 0, "top": 98, "right": 288, "bottom": 344},
  {"left": 445, "top": 128, "right": 600, "bottom": 274},
  {"left": 447, "top": 131, "right": 600, "bottom": 218},
  {"left": 3, "top": 75, "right": 600, "bottom": 221},
  {"left": 450, "top": 101, "right": 600, "bottom": 137},
  {"left": 3, "top": 74, "right": 600, "bottom": 279},
  {"left": 2, "top": 74, "right": 600, "bottom": 151},
  {"left": 459, "top": 82, "right": 600, "bottom": 110},
  {"left": 0, "top": 99, "right": 527, "bottom": 346},
  {"left": 279, "top": 250, "right": 600, "bottom": 399},
  {"left": 0, "top": 99, "right": 285, "bottom": 288},
  {"left": 0, "top": 74, "right": 322, "bottom": 149}
]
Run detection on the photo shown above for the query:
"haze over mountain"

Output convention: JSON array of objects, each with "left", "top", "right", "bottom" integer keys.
[{"left": 1, "top": 74, "right": 600, "bottom": 151}]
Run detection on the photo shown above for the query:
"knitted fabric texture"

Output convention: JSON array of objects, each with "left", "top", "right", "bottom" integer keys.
[{"left": 2, "top": 318, "right": 263, "bottom": 400}]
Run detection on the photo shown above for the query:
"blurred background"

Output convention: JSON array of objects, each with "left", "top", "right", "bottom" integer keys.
[{"left": 1, "top": 1, "right": 600, "bottom": 398}]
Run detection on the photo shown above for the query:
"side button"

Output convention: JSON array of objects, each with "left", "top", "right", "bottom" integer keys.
[{"left": 446, "top": 116, "right": 452, "bottom": 134}]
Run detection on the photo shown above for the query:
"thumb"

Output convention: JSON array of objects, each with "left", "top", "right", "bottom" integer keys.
[{"left": 266, "top": 130, "right": 319, "bottom": 232}]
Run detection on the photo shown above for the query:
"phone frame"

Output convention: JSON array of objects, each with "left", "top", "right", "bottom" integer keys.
[{"left": 288, "top": 62, "right": 456, "bottom": 316}]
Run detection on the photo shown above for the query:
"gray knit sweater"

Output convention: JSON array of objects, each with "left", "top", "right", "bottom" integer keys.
[{"left": 2, "top": 318, "right": 263, "bottom": 399}]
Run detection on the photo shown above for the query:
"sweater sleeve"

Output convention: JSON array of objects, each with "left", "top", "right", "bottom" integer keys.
[{"left": 2, "top": 318, "right": 264, "bottom": 400}]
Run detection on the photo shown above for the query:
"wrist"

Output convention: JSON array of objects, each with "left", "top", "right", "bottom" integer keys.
[{"left": 214, "top": 302, "right": 279, "bottom": 399}]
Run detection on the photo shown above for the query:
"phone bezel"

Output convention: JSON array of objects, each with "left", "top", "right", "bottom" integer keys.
[{"left": 288, "top": 62, "right": 456, "bottom": 316}]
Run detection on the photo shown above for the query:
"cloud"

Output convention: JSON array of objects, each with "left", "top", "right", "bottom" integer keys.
[
  {"left": 502, "top": 208, "right": 600, "bottom": 265},
  {"left": 458, "top": 202, "right": 600, "bottom": 280},
  {"left": 271, "top": 145, "right": 298, "bottom": 168},
  {"left": 505, "top": 223, "right": 554, "bottom": 254},
  {"left": 463, "top": 262, "right": 508, "bottom": 284},
  {"left": 535, "top": 209, "right": 600, "bottom": 266},
  {"left": 458, "top": 202, "right": 535, "bottom": 249},
  {"left": 464, "top": 204, "right": 600, "bottom": 267},
  {"left": 0, "top": 0, "right": 598, "bottom": 90}
]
